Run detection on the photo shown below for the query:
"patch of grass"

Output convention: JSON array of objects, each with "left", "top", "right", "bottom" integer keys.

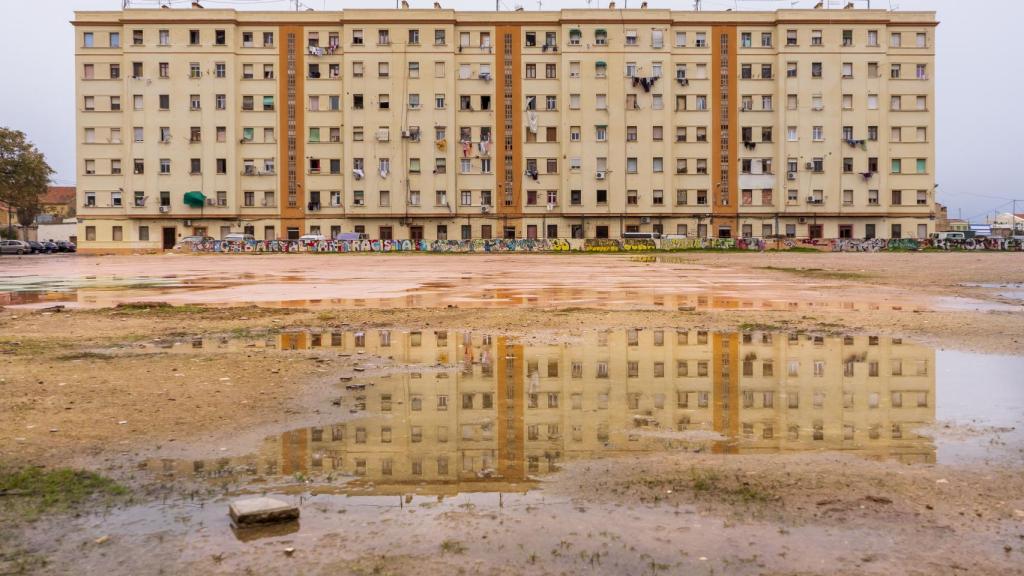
[
  {"left": 112, "top": 302, "right": 208, "bottom": 315},
  {"left": 55, "top": 351, "right": 114, "bottom": 361},
  {"left": 738, "top": 322, "right": 781, "bottom": 332},
  {"left": 0, "top": 467, "right": 128, "bottom": 518},
  {"left": 689, "top": 467, "right": 776, "bottom": 504},
  {"left": 759, "top": 266, "right": 870, "bottom": 281},
  {"left": 440, "top": 539, "right": 467, "bottom": 554}
]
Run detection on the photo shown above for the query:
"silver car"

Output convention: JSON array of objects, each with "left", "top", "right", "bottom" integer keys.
[{"left": 0, "top": 240, "right": 31, "bottom": 255}]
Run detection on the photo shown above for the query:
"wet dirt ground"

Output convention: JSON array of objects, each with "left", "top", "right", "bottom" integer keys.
[{"left": 1, "top": 252, "right": 1024, "bottom": 575}]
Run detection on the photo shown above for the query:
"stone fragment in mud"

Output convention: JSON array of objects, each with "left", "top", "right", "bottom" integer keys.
[{"left": 229, "top": 497, "right": 300, "bottom": 526}]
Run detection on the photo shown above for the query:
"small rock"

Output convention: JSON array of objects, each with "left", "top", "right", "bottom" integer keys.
[
  {"left": 284, "top": 547, "right": 295, "bottom": 557},
  {"left": 936, "top": 479, "right": 948, "bottom": 484},
  {"left": 95, "top": 535, "right": 109, "bottom": 545}
]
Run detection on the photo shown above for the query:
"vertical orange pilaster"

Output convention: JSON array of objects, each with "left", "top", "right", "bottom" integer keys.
[
  {"left": 711, "top": 26, "right": 738, "bottom": 237},
  {"left": 279, "top": 26, "right": 306, "bottom": 236},
  {"left": 495, "top": 26, "right": 522, "bottom": 234}
]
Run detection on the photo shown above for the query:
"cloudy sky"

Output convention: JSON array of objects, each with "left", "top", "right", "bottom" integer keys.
[{"left": 1, "top": 0, "right": 1020, "bottom": 221}]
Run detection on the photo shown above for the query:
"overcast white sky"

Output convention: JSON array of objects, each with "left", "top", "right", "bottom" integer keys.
[{"left": 1, "top": 0, "right": 1021, "bottom": 221}]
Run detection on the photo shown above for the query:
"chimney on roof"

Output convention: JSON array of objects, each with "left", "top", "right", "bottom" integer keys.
[
  {"left": 641, "top": 1, "right": 648, "bottom": 8},
  {"left": 433, "top": 1, "right": 441, "bottom": 8},
  {"left": 814, "top": 1, "right": 824, "bottom": 8},
  {"left": 844, "top": 1, "right": 855, "bottom": 7},
  {"left": 609, "top": 1, "right": 616, "bottom": 8},
  {"left": 401, "top": 0, "right": 409, "bottom": 7},
  {"left": 191, "top": 1, "right": 203, "bottom": 8}
]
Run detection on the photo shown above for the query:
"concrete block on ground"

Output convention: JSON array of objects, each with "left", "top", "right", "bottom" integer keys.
[{"left": 229, "top": 497, "right": 300, "bottom": 526}]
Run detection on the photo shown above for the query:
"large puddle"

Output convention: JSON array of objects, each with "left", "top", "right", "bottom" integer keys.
[
  {"left": 140, "top": 327, "right": 1022, "bottom": 487},
  {"left": 26, "top": 327, "right": 1021, "bottom": 574},
  {"left": 0, "top": 254, "right": 1011, "bottom": 311}
]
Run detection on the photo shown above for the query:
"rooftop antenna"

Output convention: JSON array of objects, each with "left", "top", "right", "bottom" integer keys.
[{"left": 694, "top": 0, "right": 701, "bottom": 11}]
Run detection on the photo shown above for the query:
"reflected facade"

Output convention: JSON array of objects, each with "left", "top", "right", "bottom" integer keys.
[{"left": 150, "top": 328, "right": 935, "bottom": 492}]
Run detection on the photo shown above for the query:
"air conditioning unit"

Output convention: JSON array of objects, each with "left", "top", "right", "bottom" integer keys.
[
  {"left": 479, "top": 72, "right": 491, "bottom": 81},
  {"left": 787, "top": 172, "right": 796, "bottom": 180},
  {"left": 353, "top": 199, "right": 364, "bottom": 206},
  {"left": 401, "top": 130, "right": 411, "bottom": 139},
  {"left": 640, "top": 216, "right": 651, "bottom": 224},
  {"left": 480, "top": 205, "right": 490, "bottom": 214},
  {"left": 376, "top": 129, "right": 389, "bottom": 142},
  {"left": 595, "top": 171, "right": 606, "bottom": 180},
  {"left": 805, "top": 162, "right": 814, "bottom": 170},
  {"left": 159, "top": 206, "right": 170, "bottom": 213},
  {"left": 798, "top": 217, "right": 808, "bottom": 224}
]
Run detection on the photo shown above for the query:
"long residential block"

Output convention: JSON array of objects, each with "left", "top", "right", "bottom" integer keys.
[{"left": 73, "top": 4, "right": 937, "bottom": 251}]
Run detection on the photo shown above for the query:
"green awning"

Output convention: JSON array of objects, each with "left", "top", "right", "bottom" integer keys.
[
  {"left": 183, "top": 191, "right": 206, "bottom": 208},
  {"left": 595, "top": 60, "right": 606, "bottom": 67},
  {"left": 569, "top": 28, "right": 581, "bottom": 34},
  {"left": 595, "top": 28, "right": 607, "bottom": 34}
]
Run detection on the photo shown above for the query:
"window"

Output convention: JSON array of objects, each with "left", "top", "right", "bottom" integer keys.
[
  {"left": 891, "top": 32, "right": 902, "bottom": 48},
  {"left": 83, "top": 32, "right": 94, "bottom": 48},
  {"left": 109, "top": 32, "right": 120, "bottom": 48},
  {"left": 188, "top": 29, "right": 200, "bottom": 45}
]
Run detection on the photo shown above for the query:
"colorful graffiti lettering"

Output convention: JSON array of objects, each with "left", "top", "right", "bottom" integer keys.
[{"left": 188, "top": 236, "right": 1024, "bottom": 254}]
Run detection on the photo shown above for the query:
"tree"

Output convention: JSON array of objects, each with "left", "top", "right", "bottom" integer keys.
[{"left": 0, "top": 128, "right": 54, "bottom": 234}]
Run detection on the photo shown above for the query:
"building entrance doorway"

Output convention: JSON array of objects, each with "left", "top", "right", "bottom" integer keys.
[{"left": 162, "top": 227, "right": 176, "bottom": 249}]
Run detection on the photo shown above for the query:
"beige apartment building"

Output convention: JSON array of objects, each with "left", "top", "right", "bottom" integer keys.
[
  {"left": 148, "top": 328, "right": 935, "bottom": 491},
  {"left": 74, "top": 4, "right": 937, "bottom": 251}
]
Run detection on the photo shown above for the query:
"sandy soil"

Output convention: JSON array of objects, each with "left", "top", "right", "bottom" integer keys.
[{"left": 1, "top": 252, "right": 1023, "bottom": 575}]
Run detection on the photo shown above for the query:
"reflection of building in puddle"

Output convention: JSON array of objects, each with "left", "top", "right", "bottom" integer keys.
[{"left": 150, "top": 329, "right": 935, "bottom": 493}]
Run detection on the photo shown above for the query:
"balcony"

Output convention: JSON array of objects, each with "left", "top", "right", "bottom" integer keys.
[{"left": 241, "top": 168, "right": 275, "bottom": 177}]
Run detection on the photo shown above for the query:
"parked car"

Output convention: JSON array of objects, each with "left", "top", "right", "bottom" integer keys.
[
  {"left": 223, "top": 233, "right": 255, "bottom": 243},
  {"left": 55, "top": 240, "right": 77, "bottom": 253},
  {"left": 298, "top": 234, "right": 327, "bottom": 242},
  {"left": 174, "top": 235, "right": 214, "bottom": 249},
  {"left": 41, "top": 240, "right": 59, "bottom": 253},
  {"left": 27, "top": 240, "right": 47, "bottom": 254},
  {"left": 0, "top": 240, "right": 31, "bottom": 255}
]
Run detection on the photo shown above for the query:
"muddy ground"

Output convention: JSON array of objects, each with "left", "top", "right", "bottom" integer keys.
[{"left": 1, "top": 252, "right": 1023, "bottom": 575}]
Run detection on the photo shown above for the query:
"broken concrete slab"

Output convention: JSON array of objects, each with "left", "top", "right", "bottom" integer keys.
[{"left": 229, "top": 497, "right": 299, "bottom": 527}]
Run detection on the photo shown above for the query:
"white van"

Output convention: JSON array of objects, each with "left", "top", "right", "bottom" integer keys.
[
  {"left": 223, "top": 233, "right": 255, "bottom": 243},
  {"left": 929, "top": 232, "right": 965, "bottom": 241}
]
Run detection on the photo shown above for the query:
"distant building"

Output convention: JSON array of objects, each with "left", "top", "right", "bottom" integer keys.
[
  {"left": 36, "top": 186, "right": 77, "bottom": 224},
  {"left": 988, "top": 212, "right": 1024, "bottom": 237}
]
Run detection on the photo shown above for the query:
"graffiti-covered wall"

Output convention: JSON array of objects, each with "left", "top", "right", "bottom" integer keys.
[{"left": 185, "top": 237, "right": 1024, "bottom": 254}]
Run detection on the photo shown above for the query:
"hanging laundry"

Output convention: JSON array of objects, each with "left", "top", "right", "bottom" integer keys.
[
  {"left": 353, "top": 168, "right": 364, "bottom": 180},
  {"left": 527, "top": 110, "right": 538, "bottom": 134},
  {"left": 462, "top": 142, "right": 471, "bottom": 157},
  {"left": 380, "top": 168, "right": 389, "bottom": 178}
]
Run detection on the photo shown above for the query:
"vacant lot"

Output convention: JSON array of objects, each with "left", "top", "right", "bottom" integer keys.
[{"left": 1, "top": 252, "right": 1022, "bottom": 575}]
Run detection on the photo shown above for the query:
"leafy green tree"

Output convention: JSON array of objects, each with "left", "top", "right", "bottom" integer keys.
[{"left": 0, "top": 128, "right": 54, "bottom": 233}]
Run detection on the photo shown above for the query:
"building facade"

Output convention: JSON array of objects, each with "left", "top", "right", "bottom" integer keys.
[{"left": 74, "top": 5, "right": 937, "bottom": 252}]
